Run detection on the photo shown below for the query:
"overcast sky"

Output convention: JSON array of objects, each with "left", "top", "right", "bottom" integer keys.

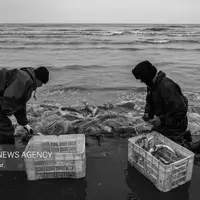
[{"left": 0, "top": 0, "right": 199, "bottom": 24}]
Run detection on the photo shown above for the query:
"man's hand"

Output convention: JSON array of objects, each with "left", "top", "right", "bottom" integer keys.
[
  {"left": 151, "top": 116, "right": 161, "bottom": 127},
  {"left": 23, "top": 124, "right": 34, "bottom": 134},
  {"left": 142, "top": 113, "right": 150, "bottom": 121}
]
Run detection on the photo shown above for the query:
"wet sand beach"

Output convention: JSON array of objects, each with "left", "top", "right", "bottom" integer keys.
[{"left": 0, "top": 137, "right": 199, "bottom": 200}]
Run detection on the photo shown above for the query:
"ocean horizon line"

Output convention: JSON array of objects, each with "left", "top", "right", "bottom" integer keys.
[{"left": 0, "top": 22, "right": 200, "bottom": 25}]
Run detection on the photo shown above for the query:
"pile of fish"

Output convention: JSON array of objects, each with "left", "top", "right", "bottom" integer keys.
[{"left": 135, "top": 135, "right": 185, "bottom": 165}]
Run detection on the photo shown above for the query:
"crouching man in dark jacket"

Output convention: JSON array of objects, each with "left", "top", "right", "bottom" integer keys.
[
  {"left": 0, "top": 66, "right": 49, "bottom": 144},
  {"left": 132, "top": 60, "right": 200, "bottom": 154}
]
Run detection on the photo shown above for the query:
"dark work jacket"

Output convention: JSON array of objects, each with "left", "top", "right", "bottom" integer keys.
[
  {"left": 0, "top": 67, "right": 37, "bottom": 125},
  {"left": 144, "top": 71, "right": 189, "bottom": 139}
]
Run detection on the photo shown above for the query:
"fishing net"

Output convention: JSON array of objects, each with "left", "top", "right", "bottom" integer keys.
[
  {"left": 13, "top": 102, "right": 200, "bottom": 139},
  {"left": 13, "top": 101, "right": 146, "bottom": 138},
  {"left": 187, "top": 112, "right": 200, "bottom": 135}
]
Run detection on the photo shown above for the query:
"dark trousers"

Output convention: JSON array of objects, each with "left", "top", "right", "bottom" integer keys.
[
  {"left": 0, "top": 111, "right": 15, "bottom": 144},
  {"left": 152, "top": 115, "right": 192, "bottom": 147}
]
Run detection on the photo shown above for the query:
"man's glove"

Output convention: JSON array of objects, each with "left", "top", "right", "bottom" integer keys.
[
  {"left": 23, "top": 124, "right": 34, "bottom": 134},
  {"left": 142, "top": 113, "right": 150, "bottom": 122},
  {"left": 151, "top": 116, "right": 161, "bottom": 127}
]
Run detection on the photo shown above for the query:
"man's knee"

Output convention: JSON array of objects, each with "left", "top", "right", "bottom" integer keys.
[
  {"left": 0, "top": 135, "right": 15, "bottom": 145},
  {"left": 0, "top": 114, "right": 15, "bottom": 144}
]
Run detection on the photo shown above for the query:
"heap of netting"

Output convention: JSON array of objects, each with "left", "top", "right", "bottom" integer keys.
[{"left": 13, "top": 101, "right": 200, "bottom": 138}]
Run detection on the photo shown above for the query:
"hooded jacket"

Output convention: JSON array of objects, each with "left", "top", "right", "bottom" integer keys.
[
  {"left": 144, "top": 71, "right": 188, "bottom": 128},
  {"left": 0, "top": 67, "right": 37, "bottom": 126},
  {"left": 132, "top": 60, "right": 157, "bottom": 88}
]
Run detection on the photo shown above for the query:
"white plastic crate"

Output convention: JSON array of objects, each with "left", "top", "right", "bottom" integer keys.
[
  {"left": 24, "top": 134, "right": 86, "bottom": 181},
  {"left": 128, "top": 131, "right": 194, "bottom": 192}
]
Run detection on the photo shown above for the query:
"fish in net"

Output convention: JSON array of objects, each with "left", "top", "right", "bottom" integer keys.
[{"left": 13, "top": 102, "right": 200, "bottom": 146}]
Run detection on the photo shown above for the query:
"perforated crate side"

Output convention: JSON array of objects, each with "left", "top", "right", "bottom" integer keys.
[
  {"left": 128, "top": 132, "right": 195, "bottom": 192},
  {"left": 24, "top": 134, "right": 86, "bottom": 181}
]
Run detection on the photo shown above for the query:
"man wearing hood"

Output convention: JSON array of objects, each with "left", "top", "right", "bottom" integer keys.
[
  {"left": 132, "top": 60, "right": 200, "bottom": 154},
  {"left": 0, "top": 66, "right": 49, "bottom": 144}
]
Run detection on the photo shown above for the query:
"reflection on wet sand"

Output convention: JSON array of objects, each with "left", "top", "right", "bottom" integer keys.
[
  {"left": 125, "top": 162, "right": 190, "bottom": 200},
  {"left": 0, "top": 171, "right": 87, "bottom": 200}
]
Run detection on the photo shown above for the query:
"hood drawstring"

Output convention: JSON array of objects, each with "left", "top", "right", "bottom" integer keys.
[{"left": 33, "top": 90, "right": 37, "bottom": 100}]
